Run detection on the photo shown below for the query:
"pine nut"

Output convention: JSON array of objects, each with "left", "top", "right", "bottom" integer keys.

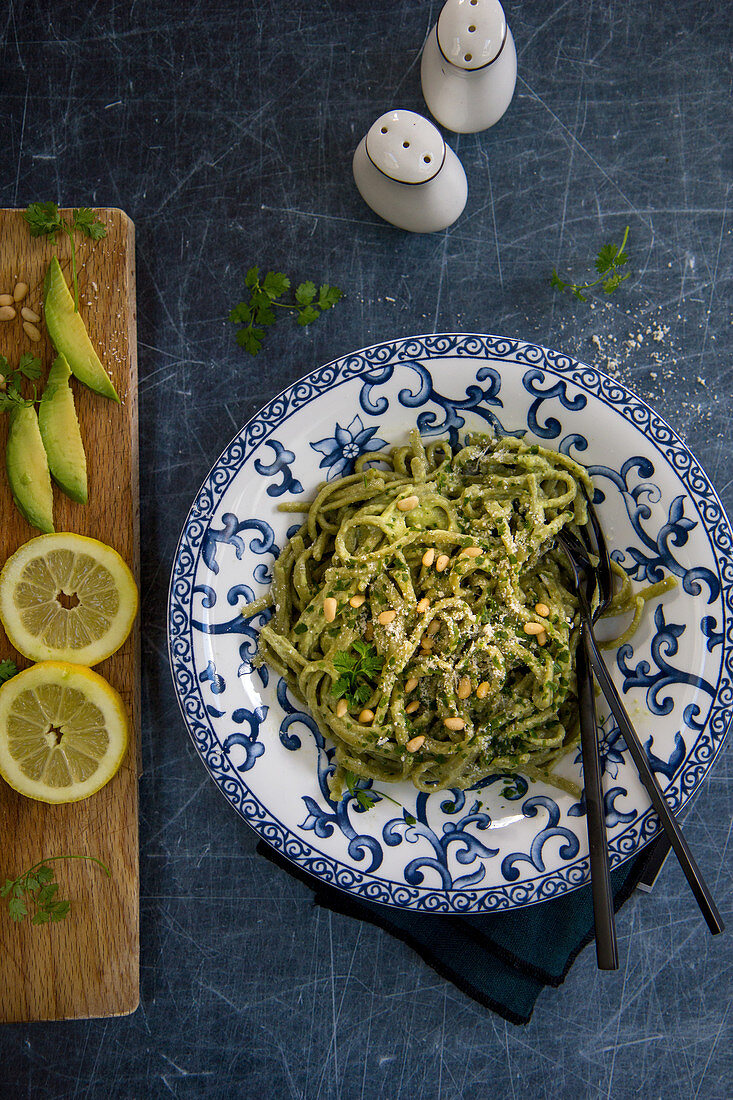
[
  {"left": 349, "top": 593, "right": 366, "bottom": 608},
  {"left": 422, "top": 548, "right": 435, "bottom": 567},
  {"left": 537, "top": 630, "right": 548, "bottom": 647},
  {"left": 397, "top": 495, "right": 419, "bottom": 512},
  {"left": 476, "top": 681, "right": 489, "bottom": 699},
  {"left": 535, "top": 602, "right": 550, "bottom": 618},
  {"left": 405, "top": 700, "right": 419, "bottom": 714},
  {"left": 378, "top": 609, "right": 397, "bottom": 625},
  {"left": 523, "top": 621, "right": 544, "bottom": 636},
  {"left": 406, "top": 734, "right": 425, "bottom": 751},
  {"left": 443, "top": 717, "right": 465, "bottom": 731},
  {"left": 420, "top": 635, "right": 433, "bottom": 650},
  {"left": 405, "top": 677, "right": 419, "bottom": 692},
  {"left": 0, "top": 294, "right": 13, "bottom": 307},
  {"left": 359, "top": 708, "right": 374, "bottom": 724},
  {"left": 427, "top": 618, "right": 440, "bottom": 636},
  {"left": 457, "top": 677, "right": 472, "bottom": 699},
  {"left": 21, "top": 307, "right": 40, "bottom": 323},
  {"left": 0, "top": 375, "right": 6, "bottom": 391},
  {"left": 323, "top": 596, "right": 337, "bottom": 622},
  {"left": 335, "top": 699, "right": 348, "bottom": 718},
  {"left": 436, "top": 554, "right": 450, "bottom": 572},
  {"left": 0, "top": 305, "right": 16, "bottom": 321},
  {"left": 459, "top": 546, "right": 482, "bottom": 558},
  {"left": 23, "top": 321, "right": 41, "bottom": 341},
  {"left": 416, "top": 597, "right": 430, "bottom": 614},
  {"left": 13, "top": 282, "right": 28, "bottom": 302}
]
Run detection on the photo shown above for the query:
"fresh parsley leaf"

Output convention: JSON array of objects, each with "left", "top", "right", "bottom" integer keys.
[
  {"left": 330, "top": 641, "right": 382, "bottom": 707},
  {"left": 236, "top": 327, "right": 264, "bottom": 355},
  {"left": 23, "top": 202, "right": 106, "bottom": 312},
  {"left": 318, "top": 284, "right": 342, "bottom": 311},
  {"left": 1, "top": 856, "right": 110, "bottom": 927},
  {"left": 551, "top": 226, "right": 631, "bottom": 302},
  {"left": 296, "top": 305, "right": 319, "bottom": 327},
  {"left": 295, "top": 280, "right": 316, "bottom": 306},
  {"left": 229, "top": 269, "right": 343, "bottom": 355},
  {"left": 17, "top": 353, "right": 42, "bottom": 381},
  {"left": 0, "top": 660, "right": 19, "bottom": 685},
  {"left": 262, "top": 271, "right": 290, "bottom": 299},
  {"left": 23, "top": 201, "right": 62, "bottom": 239},
  {"left": 8, "top": 896, "right": 27, "bottom": 922},
  {"left": 72, "top": 207, "right": 107, "bottom": 240}
]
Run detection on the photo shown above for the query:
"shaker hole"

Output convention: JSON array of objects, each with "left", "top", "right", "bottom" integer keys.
[
  {"left": 468, "top": 25, "right": 476, "bottom": 32},
  {"left": 470, "top": 0, "right": 478, "bottom": 5},
  {"left": 381, "top": 126, "right": 388, "bottom": 133},
  {"left": 403, "top": 141, "right": 410, "bottom": 147},
  {"left": 464, "top": 53, "right": 472, "bottom": 61},
  {"left": 423, "top": 155, "right": 432, "bottom": 163}
]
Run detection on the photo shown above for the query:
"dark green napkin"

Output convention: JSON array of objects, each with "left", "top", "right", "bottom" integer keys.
[{"left": 257, "top": 839, "right": 657, "bottom": 1024}]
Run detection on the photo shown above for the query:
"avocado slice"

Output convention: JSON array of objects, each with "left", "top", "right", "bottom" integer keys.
[
  {"left": 6, "top": 404, "right": 55, "bottom": 533},
  {"left": 43, "top": 256, "right": 120, "bottom": 403},
  {"left": 39, "top": 354, "right": 88, "bottom": 504}
]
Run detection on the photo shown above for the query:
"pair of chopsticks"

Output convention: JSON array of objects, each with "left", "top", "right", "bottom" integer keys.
[{"left": 560, "top": 509, "right": 723, "bottom": 970}]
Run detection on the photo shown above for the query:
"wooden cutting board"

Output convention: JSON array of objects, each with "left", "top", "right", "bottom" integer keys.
[{"left": 0, "top": 208, "right": 139, "bottom": 1021}]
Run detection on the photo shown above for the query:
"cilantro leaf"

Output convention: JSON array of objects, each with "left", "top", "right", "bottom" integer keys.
[
  {"left": 229, "top": 269, "right": 343, "bottom": 355},
  {"left": 318, "top": 284, "right": 343, "bottom": 311},
  {"left": 17, "top": 353, "right": 42, "bottom": 381},
  {"left": 1, "top": 856, "right": 110, "bottom": 927},
  {"left": 295, "top": 280, "right": 316, "bottom": 306},
  {"left": 236, "top": 327, "right": 264, "bottom": 355},
  {"left": 551, "top": 226, "right": 631, "bottom": 302},
  {"left": 330, "top": 641, "right": 382, "bottom": 707},
  {"left": 72, "top": 208, "right": 107, "bottom": 241},
  {"left": 23, "top": 202, "right": 106, "bottom": 311},
  {"left": 262, "top": 271, "right": 290, "bottom": 299},
  {"left": 296, "top": 305, "right": 319, "bottom": 327},
  {"left": 23, "top": 201, "right": 62, "bottom": 239},
  {"left": 8, "top": 896, "right": 27, "bottom": 922},
  {"left": 0, "top": 660, "right": 19, "bottom": 684},
  {"left": 594, "top": 241, "right": 620, "bottom": 275}
]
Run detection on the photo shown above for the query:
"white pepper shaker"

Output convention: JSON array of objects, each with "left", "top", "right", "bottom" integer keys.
[
  {"left": 421, "top": 0, "right": 517, "bottom": 134},
  {"left": 352, "top": 109, "right": 467, "bottom": 233}
]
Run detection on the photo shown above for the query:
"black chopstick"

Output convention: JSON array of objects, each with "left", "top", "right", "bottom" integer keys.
[
  {"left": 585, "top": 631, "right": 724, "bottom": 936},
  {"left": 576, "top": 623, "right": 619, "bottom": 969}
]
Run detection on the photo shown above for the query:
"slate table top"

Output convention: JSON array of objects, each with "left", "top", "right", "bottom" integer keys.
[{"left": 1, "top": 1, "right": 731, "bottom": 1097}]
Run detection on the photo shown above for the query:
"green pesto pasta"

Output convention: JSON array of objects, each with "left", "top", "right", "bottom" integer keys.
[{"left": 251, "top": 430, "right": 658, "bottom": 798}]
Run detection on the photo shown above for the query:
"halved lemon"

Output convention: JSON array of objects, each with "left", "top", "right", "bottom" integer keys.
[
  {"left": 0, "top": 533, "right": 138, "bottom": 666},
  {"left": 0, "top": 661, "right": 128, "bottom": 803}
]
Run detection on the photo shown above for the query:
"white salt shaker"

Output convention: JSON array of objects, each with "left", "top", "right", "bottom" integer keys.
[
  {"left": 352, "top": 109, "right": 467, "bottom": 233},
  {"left": 421, "top": 0, "right": 517, "bottom": 134}
]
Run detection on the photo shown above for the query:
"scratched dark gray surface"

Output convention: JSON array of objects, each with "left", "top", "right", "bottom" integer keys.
[{"left": 1, "top": 0, "right": 732, "bottom": 1097}]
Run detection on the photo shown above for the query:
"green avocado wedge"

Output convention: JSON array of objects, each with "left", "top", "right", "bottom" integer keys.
[
  {"left": 43, "top": 256, "right": 120, "bottom": 403},
  {"left": 6, "top": 404, "right": 55, "bottom": 533},
  {"left": 39, "top": 354, "right": 88, "bottom": 504}
]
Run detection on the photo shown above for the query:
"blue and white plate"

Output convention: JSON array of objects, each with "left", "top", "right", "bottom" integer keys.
[{"left": 168, "top": 334, "right": 733, "bottom": 912}]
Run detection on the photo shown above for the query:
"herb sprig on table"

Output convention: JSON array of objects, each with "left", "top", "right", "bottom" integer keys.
[
  {"left": 551, "top": 225, "right": 631, "bottom": 302},
  {"left": 1, "top": 856, "right": 111, "bottom": 925},
  {"left": 331, "top": 640, "right": 382, "bottom": 707},
  {"left": 23, "top": 202, "right": 107, "bottom": 312},
  {"left": 0, "top": 353, "right": 42, "bottom": 412},
  {"left": 229, "top": 267, "right": 343, "bottom": 355}
]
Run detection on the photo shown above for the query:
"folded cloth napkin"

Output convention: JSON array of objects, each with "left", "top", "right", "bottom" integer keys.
[{"left": 257, "top": 839, "right": 659, "bottom": 1024}]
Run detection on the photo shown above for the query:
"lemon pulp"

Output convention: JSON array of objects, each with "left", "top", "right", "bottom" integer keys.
[
  {"left": 0, "top": 662, "right": 128, "bottom": 803},
  {"left": 0, "top": 533, "right": 138, "bottom": 666}
]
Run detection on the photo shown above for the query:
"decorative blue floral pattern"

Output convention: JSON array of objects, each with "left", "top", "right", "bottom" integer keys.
[
  {"left": 311, "top": 414, "right": 387, "bottom": 479},
  {"left": 168, "top": 334, "right": 733, "bottom": 913}
]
